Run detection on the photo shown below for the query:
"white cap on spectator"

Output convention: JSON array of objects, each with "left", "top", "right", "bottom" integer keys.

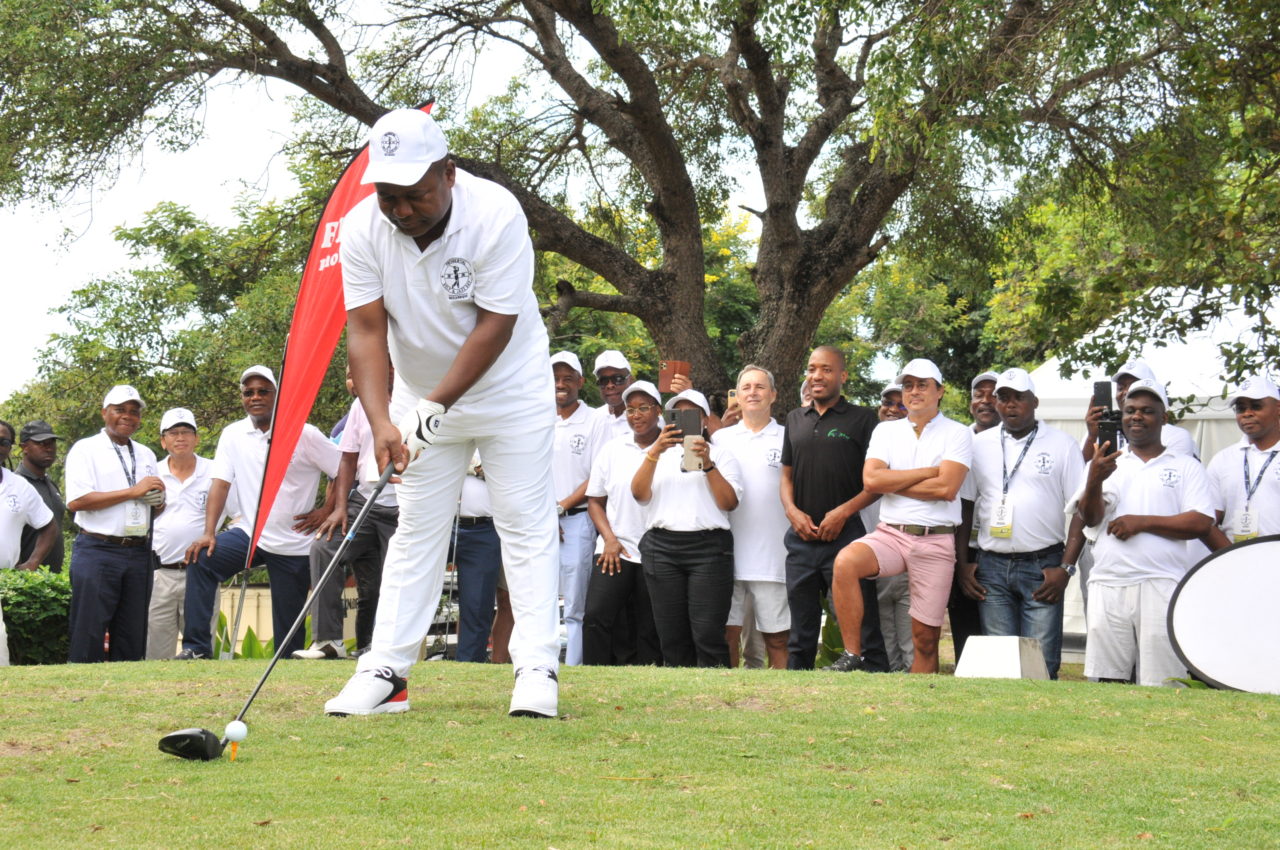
[
  {"left": 1112, "top": 359, "right": 1157, "bottom": 384},
  {"left": 1125, "top": 379, "right": 1167, "bottom": 407},
  {"left": 664, "top": 388, "right": 711, "bottom": 417},
  {"left": 970, "top": 370, "right": 1000, "bottom": 390},
  {"left": 994, "top": 368, "right": 1036, "bottom": 395},
  {"left": 593, "top": 350, "right": 631, "bottom": 374},
  {"left": 160, "top": 408, "right": 198, "bottom": 433},
  {"left": 622, "top": 380, "right": 661, "bottom": 405},
  {"left": 360, "top": 109, "right": 448, "bottom": 187},
  {"left": 896, "top": 358, "right": 944, "bottom": 386},
  {"left": 550, "top": 351, "right": 583, "bottom": 375},
  {"left": 880, "top": 383, "right": 903, "bottom": 400},
  {"left": 240, "top": 365, "right": 277, "bottom": 387},
  {"left": 1227, "top": 375, "right": 1280, "bottom": 405},
  {"left": 103, "top": 385, "right": 144, "bottom": 409}
]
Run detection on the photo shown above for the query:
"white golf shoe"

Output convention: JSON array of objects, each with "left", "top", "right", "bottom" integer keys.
[
  {"left": 509, "top": 666, "right": 558, "bottom": 718},
  {"left": 325, "top": 667, "right": 410, "bottom": 716},
  {"left": 293, "top": 639, "right": 347, "bottom": 660}
]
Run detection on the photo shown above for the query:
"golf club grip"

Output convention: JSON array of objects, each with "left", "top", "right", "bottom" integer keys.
[{"left": 230, "top": 461, "right": 398, "bottom": 726}]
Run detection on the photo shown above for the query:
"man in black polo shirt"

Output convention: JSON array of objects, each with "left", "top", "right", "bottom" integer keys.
[
  {"left": 16, "top": 420, "right": 67, "bottom": 572},
  {"left": 780, "top": 346, "right": 887, "bottom": 670}
]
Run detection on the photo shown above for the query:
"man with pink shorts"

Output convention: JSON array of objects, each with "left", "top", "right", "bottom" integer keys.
[{"left": 827, "top": 358, "right": 972, "bottom": 673}]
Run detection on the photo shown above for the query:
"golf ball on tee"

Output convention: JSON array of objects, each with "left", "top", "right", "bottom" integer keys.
[{"left": 224, "top": 720, "right": 248, "bottom": 742}]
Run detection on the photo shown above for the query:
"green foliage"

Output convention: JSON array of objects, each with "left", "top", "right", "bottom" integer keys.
[{"left": 0, "top": 567, "right": 71, "bottom": 665}]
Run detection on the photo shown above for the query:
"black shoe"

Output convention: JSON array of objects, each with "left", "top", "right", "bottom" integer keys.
[
  {"left": 172, "top": 648, "right": 209, "bottom": 661},
  {"left": 823, "top": 651, "right": 867, "bottom": 673}
]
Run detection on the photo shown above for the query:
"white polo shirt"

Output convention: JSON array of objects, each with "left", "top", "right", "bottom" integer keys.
[
  {"left": 594, "top": 405, "right": 631, "bottom": 442},
  {"left": 1207, "top": 437, "right": 1280, "bottom": 538},
  {"left": 64, "top": 431, "right": 160, "bottom": 537},
  {"left": 1077, "top": 448, "right": 1215, "bottom": 585},
  {"left": 339, "top": 399, "right": 398, "bottom": 508},
  {"left": 1, "top": 468, "right": 54, "bottom": 569},
  {"left": 211, "top": 418, "right": 341, "bottom": 557},
  {"left": 713, "top": 420, "right": 788, "bottom": 583},
  {"left": 152, "top": 456, "right": 219, "bottom": 566},
  {"left": 970, "top": 422, "right": 1084, "bottom": 553},
  {"left": 553, "top": 401, "right": 608, "bottom": 502},
  {"left": 867, "top": 414, "right": 973, "bottom": 527},
  {"left": 586, "top": 434, "right": 649, "bottom": 561},
  {"left": 639, "top": 443, "right": 743, "bottom": 532},
  {"left": 341, "top": 169, "right": 554, "bottom": 427}
]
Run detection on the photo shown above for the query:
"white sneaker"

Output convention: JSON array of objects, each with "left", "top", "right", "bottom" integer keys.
[
  {"left": 293, "top": 639, "right": 347, "bottom": 660},
  {"left": 509, "top": 666, "right": 558, "bottom": 718},
  {"left": 324, "top": 667, "right": 410, "bottom": 716}
]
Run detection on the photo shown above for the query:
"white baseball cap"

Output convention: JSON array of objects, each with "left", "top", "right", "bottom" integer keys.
[
  {"left": 994, "top": 368, "right": 1036, "bottom": 395},
  {"left": 970, "top": 371, "right": 1000, "bottom": 390},
  {"left": 240, "top": 365, "right": 277, "bottom": 387},
  {"left": 593, "top": 350, "right": 631, "bottom": 374},
  {"left": 622, "top": 380, "right": 661, "bottom": 406},
  {"left": 880, "top": 383, "right": 903, "bottom": 400},
  {"left": 1227, "top": 375, "right": 1280, "bottom": 405},
  {"left": 1125, "top": 378, "right": 1168, "bottom": 407},
  {"left": 1112, "top": 359, "right": 1157, "bottom": 384},
  {"left": 550, "top": 351, "right": 583, "bottom": 375},
  {"left": 160, "top": 408, "right": 197, "bottom": 433},
  {"left": 664, "top": 388, "right": 711, "bottom": 417},
  {"left": 896, "top": 358, "right": 944, "bottom": 386},
  {"left": 102, "top": 385, "right": 144, "bottom": 409},
  {"left": 360, "top": 109, "right": 449, "bottom": 187}
]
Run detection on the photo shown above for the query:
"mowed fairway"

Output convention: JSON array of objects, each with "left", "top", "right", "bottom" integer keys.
[{"left": 1, "top": 661, "right": 1275, "bottom": 849}]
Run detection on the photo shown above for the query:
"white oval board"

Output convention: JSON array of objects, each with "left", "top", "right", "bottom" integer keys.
[{"left": 1168, "top": 535, "right": 1280, "bottom": 694}]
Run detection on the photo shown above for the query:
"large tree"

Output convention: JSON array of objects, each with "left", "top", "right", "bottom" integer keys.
[{"left": 0, "top": 0, "right": 1254, "bottom": 391}]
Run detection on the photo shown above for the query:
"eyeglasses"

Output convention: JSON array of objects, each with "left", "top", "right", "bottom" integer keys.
[
  {"left": 242, "top": 388, "right": 275, "bottom": 398},
  {"left": 625, "top": 404, "right": 657, "bottom": 416},
  {"left": 0, "top": 438, "right": 12, "bottom": 448},
  {"left": 597, "top": 374, "right": 630, "bottom": 386}
]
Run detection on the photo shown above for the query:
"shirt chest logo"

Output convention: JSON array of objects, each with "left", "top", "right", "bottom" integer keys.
[
  {"left": 1033, "top": 452, "right": 1054, "bottom": 474},
  {"left": 569, "top": 434, "right": 587, "bottom": 455},
  {"left": 765, "top": 448, "right": 782, "bottom": 468},
  {"left": 441, "top": 258, "right": 475, "bottom": 301},
  {"left": 198, "top": 490, "right": 209, "bottom": 510},
  {"left": 1159, "top": 468, "right": 1181, "bottom": 488},
  {"left": 5, "top": 495, "right": 19, "bottom": 513},
  {"left": 825, "top": 428, "right": 850, "bottom": 440}
]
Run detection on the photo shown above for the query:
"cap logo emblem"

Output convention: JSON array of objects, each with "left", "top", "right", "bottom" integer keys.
[{"left": 380, "top": 132, "right": 400, "bottom": 157}]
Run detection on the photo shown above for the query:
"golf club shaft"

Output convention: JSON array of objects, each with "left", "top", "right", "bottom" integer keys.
[
  {"left": 228, "top": 463, "right": 397, "bottom": 731},
  {"left": 225, "top": 572, "right": 250, "bottom": 659}
]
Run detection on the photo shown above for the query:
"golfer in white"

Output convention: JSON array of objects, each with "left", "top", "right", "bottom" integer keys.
[{"left": 326, "top": 108, "right": 560, "bottom": 717}]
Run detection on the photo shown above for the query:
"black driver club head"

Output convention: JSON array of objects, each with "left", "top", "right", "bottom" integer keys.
[{"left": 159, "top": 728, "right": 225, "bottom": 761}]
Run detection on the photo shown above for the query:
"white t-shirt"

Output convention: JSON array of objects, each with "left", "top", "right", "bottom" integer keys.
[
  {"left": 211, "top": 418, "right": 341, "bottom": 557},
  {"left": 0, "top": 468, "right": 55, "bottom": 569},
  {"left": 341, "top": 169, "right": 554, "bottom": 427},
  {"left": 553, "top": 401, "right": 609, "bottom": 502},
  {"left": 639, "top": 442, "right": 743, "bottom": 532},
  {"left": 586, "top": 434, "right": 650, "bottom": 561},
  {"left": 970, "top": 423, "right": 1085, "bottom": 553},
  {"left": 713, "top": 420, "right": 788, "bottom": 583},
  {"left": 1075, "top": 448, "right": 1215, "bottom": 585},
  {"left": 152, "top": 456, "right": 220, "bottom": 565},
  {"left": 338, "top": 399, "right": 398, "bottom": 508},
  {"left": 1207, "top": 437, "right": 1280, "bottom": 538},
  {"left": 64, "top": 431, "right": 160, "bottom": 537},
  {"left": 867, "top": 414, "right": 973, "bottom": 527}
]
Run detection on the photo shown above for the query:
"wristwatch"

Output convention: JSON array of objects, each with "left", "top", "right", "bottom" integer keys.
[
  {"left": 556, "top": 504, "right": 566, "bottom": 517},
  {"left": 1058, "top": 563, "right": 1077, "bottom": 578}
]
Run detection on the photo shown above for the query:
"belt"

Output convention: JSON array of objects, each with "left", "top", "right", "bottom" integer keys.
[
  {"left": 159, "top": 562, "right": 187, "bottom": 570},
  {"left": 458, "top": 516, "right": 493, "bottom": 527},
  {"left": 566, "top": 506, "right": 588, "bottom": 516},
  {"left": 980, "top": 542, "right": 1065, "bottom": 560},
  {"left": 80, "top": 530, "right": 149, "bottom": 548},
  {"left": 886, "top": 523, "right": 957, "bottom": 537}
]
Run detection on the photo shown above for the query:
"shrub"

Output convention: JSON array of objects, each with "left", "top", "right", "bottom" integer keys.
[{"left": 0, "top": 568, "right": 72, "bottom": 665}]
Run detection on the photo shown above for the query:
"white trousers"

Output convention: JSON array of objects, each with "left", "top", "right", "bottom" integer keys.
[
  {"left": 358, "top": 423, "right": 560, "bottom": 677},
  {"left": 558, "top": 511, "right": 597, "bottom": 666},
  {"left": 1085, "top": 579, "right": 1185, "bottom": 687},
  {"left": 0, "top": 598, "right": 8, "bottom": 667}
]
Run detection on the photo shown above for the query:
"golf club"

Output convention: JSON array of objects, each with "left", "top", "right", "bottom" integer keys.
[
  {"left": 159, "top": 463, "right": 396, "bottom": 761},
  {"left": 220, "top": 571, "right": 250, "bottom": 660}
]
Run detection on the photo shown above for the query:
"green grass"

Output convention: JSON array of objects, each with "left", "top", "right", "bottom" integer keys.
[{"left": 1, "top": 662, "right": 1276, "bottom": 849}]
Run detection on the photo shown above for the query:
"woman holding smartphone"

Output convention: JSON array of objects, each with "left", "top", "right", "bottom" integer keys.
[{"left": 631, "top": 389, "right": 743, "bottom": 667}]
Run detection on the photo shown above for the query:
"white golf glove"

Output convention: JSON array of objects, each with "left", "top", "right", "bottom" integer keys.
[
  {"left": 398, "top": 399, "right": 447, "bottom": 461},
  {"left": 140, "top": 488, "right": 166, "bottom": 508}
]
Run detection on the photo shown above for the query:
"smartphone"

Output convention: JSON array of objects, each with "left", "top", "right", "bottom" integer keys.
[
  {"left": 726, "top": 388, "right": 739, "bottom": 409},
  {"left": 673, "top": 408, "right": 704, "bottom": 472},
  {"left": 1092, "top": 381, "right": 1113, "bottom": 412},
  {"left": 1098, "top": 419, "right": 1121, "bottom": 451},
  {"left": 658, "top": 359, "right": 691, "bottom": 393}
]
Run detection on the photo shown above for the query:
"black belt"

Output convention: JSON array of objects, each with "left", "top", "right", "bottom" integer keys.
[
  {"left": 80, "top": 530, "right": 149, "bottom": 548},
  {"left": 980, "top": 542, "right": 1065, "bottom": 560},
  {"left": 159, "top": 562, "right": 187, "bottom": 570},
  {"left": 886, "top": 523, "right": 957, "bottom": 537},
  {"left": 458, "top": 516, "right": 493, "bottom": 527},
  {"left": 566, "top": 506, "right": 588, "bottom": 516}
]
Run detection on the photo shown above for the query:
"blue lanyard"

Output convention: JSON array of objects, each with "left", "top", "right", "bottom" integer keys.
[
  {"left": 1000, "top": 426, "right": 1038, "bottom": 496},
  {"left": 111, "top": 440, "right": 137, "bottom": 487},
  {"left": 1243, "top": 449, "right": 1277, "bottom": 507}
]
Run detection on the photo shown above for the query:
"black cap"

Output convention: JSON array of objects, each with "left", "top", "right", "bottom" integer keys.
[{"left": 19, "top": 420, "right": 62, "bottom": 443}]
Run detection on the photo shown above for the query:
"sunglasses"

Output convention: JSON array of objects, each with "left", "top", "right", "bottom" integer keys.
[
  {"left": 0, "top": 438, "right": 12, "bottom": 448},
  {"left": 597, "top": 374, "right": 630, "bottom": 386}
]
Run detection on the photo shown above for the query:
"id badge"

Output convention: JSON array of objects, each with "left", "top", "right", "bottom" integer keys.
[
  {"left": 1232, "top": 506, "right": 1259, "bottom": 543},
  {"left": 124, "top": 500, "right": 149, "bottom": 537},
  {"left": 989, "top": 500, "right": 1014, "bottom": 539}
]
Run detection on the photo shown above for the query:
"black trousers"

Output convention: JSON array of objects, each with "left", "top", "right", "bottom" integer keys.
[
  {"left": 68, "top": 534, "right": 152, "bottom": 662},
  {"left": 582, "top": 557, "right": 660, "bottom": 666},
  {"left": 640, "top": 528, "right": 734, "bottom": 668},
  {"left": 783, "top": 521, "right": 887, "bottom": 671}
]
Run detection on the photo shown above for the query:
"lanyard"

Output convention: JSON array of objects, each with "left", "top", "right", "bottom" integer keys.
[
  {"left": 1000, "top": 426, "right": 1038, "bottom": 496},
  {"left": 112, "top": 440, "right": 138, "bottom": 487},
  {"left": 1243, "top": 449, "right": 1277, "bottom": 507}
]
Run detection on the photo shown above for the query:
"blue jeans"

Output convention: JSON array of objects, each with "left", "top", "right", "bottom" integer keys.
[
  {"left": 182, "top": 528, "right": 310, "bottom": 659},
  {"left": 975, "top": 545, "right": 1065, "bottom": 679},
  {"left": 449, "top": 519, "right": 502, "bottom": 663}
]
